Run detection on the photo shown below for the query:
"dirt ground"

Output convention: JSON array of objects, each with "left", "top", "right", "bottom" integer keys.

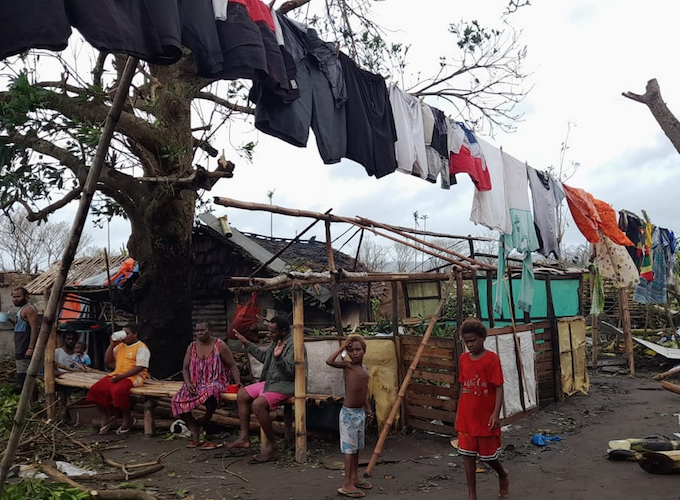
[{"left": 54, "top": 372, "right": 680, "bottom": 500}]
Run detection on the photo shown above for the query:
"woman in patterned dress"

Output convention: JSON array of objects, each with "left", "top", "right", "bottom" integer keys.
[{"left": 172, "top": 321, "right": 241, "bottom": 449}]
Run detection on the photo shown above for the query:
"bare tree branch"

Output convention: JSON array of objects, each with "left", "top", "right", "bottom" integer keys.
[
  {"left": 279, "top": 0, "right": 313, "bottom": 14},
  {"left": 623, "top": 78, "right": 680, "bottom": 154},
  {"left": 196, "top": 92, "right": 255, "bottom": 115},
  {"left": 22, "top": 188, "right": 83, "bottom": 222}
]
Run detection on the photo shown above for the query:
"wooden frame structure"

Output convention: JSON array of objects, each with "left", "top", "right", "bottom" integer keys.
[{"left": 214, "top": 197, "right": 584, "bottom": 464}]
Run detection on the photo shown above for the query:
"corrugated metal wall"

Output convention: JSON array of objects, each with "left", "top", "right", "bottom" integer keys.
[{"left": 192, "top": 297, "right": 227, "bottom": 338}]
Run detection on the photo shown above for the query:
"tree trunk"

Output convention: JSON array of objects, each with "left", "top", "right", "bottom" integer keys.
[
  {"left": 126, "top": 61, "right": 197, "bottom": 378},
  {"left": 129, "top": 191, "right": 195, "bottom": 378},
  {"left": 623, "top": 79, "right": 680, "bottom": 154}
]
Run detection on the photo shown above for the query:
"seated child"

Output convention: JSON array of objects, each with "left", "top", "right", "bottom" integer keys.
[{"left": 74, "top": 341, "right": 92, "bottom": 367}]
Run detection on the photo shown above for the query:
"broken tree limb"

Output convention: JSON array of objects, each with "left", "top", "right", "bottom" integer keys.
[
  {"left": 39, "top": 464, "right": 160, "bottom": 500},
  {"left": 364, "top": 275, "right": 455, "bottom": 478},
  {"left": 654, "top": 365, "right": 680, "bottom": 381},
  {"left": 661, "top": 380, "right": 680, "bottom": 395},
  {"left": 0, "top": 56, "right": 141, "bottom": 498}
]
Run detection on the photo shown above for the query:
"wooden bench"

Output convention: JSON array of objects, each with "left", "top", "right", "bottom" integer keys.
[{"left": 56, "top": 372, "right": 306, "bottom": 446}]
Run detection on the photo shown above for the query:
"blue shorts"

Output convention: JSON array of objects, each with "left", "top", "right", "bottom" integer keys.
[{"left": 339, "top": 406, "right": 365, "bottom": 455}]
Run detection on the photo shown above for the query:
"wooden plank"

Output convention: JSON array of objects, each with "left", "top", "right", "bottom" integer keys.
[
  {"left": 408, "top": 383, "right": 457, "bottom": 398},
  {"left": 412, "top": 369, "right": 456, "bottom": 384},
  {"left": 402, "top": 346, "right": 455, "bottom": 360},
  {"left": 406, "top": 418, "right": 456, "bottom": 435},
  {"left": 406, "top": 393, "right": 457, "bottom": 411},
  {"left": 402, "top": 355, "right": 454, "bottom": 370},
  {"left": 406, "top": 405, "right": 455, "bottom": 423},
  {"left": 400, "top": 336, "right": 457, "bottom": 348}
]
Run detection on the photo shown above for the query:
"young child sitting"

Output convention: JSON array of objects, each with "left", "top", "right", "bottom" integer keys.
[
  {"left": 74, "top": 341, "right": 92, "bottom": 367},
  {"left": 456, "top": 318, "right": 509, "bottom": 500},
  {"left": 326, "top": 335, "right": 374, "bottom": 498}
]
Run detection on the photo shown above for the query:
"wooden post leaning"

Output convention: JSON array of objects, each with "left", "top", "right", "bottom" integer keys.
[
  {"left": 364, "top": 275, "right": 455, "bottom": 478},
  {"left": 0, "top": 57, "right": 140, "bottom": 496},
  {"left": 44, "top": 288, "right": 57, "bottom": 420},
  {"left": 619, "top": 287, "right": 635, "bottom": 374}
]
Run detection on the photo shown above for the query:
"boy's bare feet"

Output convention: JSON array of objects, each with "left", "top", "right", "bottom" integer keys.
[
  {"left": 252, "top": 443, "right": 277, "bottom": 463},
  {"left": 498, "top": 469, "right": 510, "bottom": 497},
  {"left": 225, "top": 438, "right": 251, "bottom": 449}
]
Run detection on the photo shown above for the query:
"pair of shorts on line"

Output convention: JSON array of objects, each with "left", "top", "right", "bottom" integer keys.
[
  {"left": 339, "top": 406, "right": 365, "bottom": 455},
  {"left": 457, "top": 431, "right": 502, "bottom": 461},
  {"left": 244, "top": 381, "right": 289, "bottom": 410}
]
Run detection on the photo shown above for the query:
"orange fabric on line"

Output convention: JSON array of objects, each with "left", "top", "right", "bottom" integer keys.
[
  {"left": 563, "top": 185, "right": 633, "bottom": 246},
  {"left": 592, "top": 199, "right": 633, "bottom": 246}
]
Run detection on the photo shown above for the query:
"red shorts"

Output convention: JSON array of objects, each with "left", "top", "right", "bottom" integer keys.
[
  {"left": 457, "top": 431, "right": 501, "bottom": 461},
  {"left": 86, "top": 376, "right": 134, "bottom": 411}
]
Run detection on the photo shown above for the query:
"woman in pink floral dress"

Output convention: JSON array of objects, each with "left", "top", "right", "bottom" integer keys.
[{"left": 172, "top": 321, "right": 240, "bottom": 449}]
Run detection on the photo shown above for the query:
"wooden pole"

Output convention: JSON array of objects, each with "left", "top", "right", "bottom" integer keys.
[
  {"left": 104, "top": 248, "right": 117, "bottom": 336},
  {"left": 213, "top": 197, "right": 493, "bottom": 270},
  {"left": 214, "top": 197, "right": 497, "bottom": 244},
  {"left": 619, "top": 287, "right": 635, "bottom": 374},
  {"left": 325, "top": 221, "right": 344, "bottom": 335},
  {"left": 589, "top": 269, "right": 599, "bottom": 369},
  {"left": 392, "top": 281, "right": 405, "bottom": 430},
  {"left": 352, "top": 228, "right": 364, "bottom": 272},
  {"left": 44, "top": 287, "right": 57, "bottom": 421},
  {"left": 292, "top": 287, "right": 307, "bottom": 463},
  {"left": 0, "top": 56, "right": 139, "bottom": 497},
  {"left": 364, "top": 276, "right": 455, "bottom": 477}
]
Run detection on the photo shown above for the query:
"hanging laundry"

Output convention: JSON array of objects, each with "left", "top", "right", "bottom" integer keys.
[
  {"left": 637, "top": 214, "right": 654, "bottom": 282},
  {"left": 494, "top": 151, "right": 539, "bottom": 314},
  {"left": 339, "top": 52, "right": 397, "bottom": 178},
  {"left": 661, "top": 228, "right": 676, "bottom": 288},
  {"left": 527, "top": 167, "right": 565, "bottom": 259},
  {"left": 418, "top": 103, "right": 450, "bottom": 188},
  {"left": 251, "top": 13, "right": 345, "bottom": 163},
  {"left": 389, "top": 84, "right": 429, "bottom": 179},
  {"left": 588, "top": 264, "right": 605, "bottom": 316},
  {"left": 618, "top": 210, "right": 644, "bottom": 268},
  {"left": 429, "top": 107, "right": 449, "bottom": 159},
  {"left": 634, "top": 226, "right": 668, "bottom": 304},
  {"left": 593, "top": 231, "right": 639, "bottom": 289},
  {"left": 448, "top": 123, "right": 491, "bottom": 191},
  {"left": 0, "top": 1, "right": 71, "bottom": 61},
  {"left": 446, "top": 118, "right": 466, "bottom": 156},
  {"left": 213, "top": 0, "right": 228, "bottom": 20},
  {"left": 65, "top": 0, "right": 182, "bottom": 65},
  {"left": 470, "top": 138, "right": 511, "bottom": 234},
  {"left": 563, "top": 185, "right": 633, "bottom": 246}
]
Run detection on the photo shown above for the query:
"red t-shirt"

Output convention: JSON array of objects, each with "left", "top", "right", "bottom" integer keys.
[{"left": 455, "top": 350, "right": 504, "bottom": 437}]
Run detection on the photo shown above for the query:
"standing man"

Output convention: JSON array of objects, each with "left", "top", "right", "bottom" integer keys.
[
  {"left": 86, "top": 323, "right": 150, "bottom": 435},
  {"left": 9, "top": 287, "right": 40, "bottom": 392},
  {"left": 227, "top": 315, "right": 305, "bottom": 463}
]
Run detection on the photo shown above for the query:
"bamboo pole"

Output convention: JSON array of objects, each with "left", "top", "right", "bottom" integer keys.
[
  {"left": 325, "top": 220, "right": 344, "bottom": 335},
  {"left": 619, "top": 287, "right": 635, "bottom": 374},
  {"left": 589, "top": 269, "right": 599, "bottom": 369},
  {"left": 214, "top": 197, "right": 496, "bottom": 243},
  {"left": 364, "top": 275, "right": 455, "bottom": 478},
  {"left": 292, "top": 287, "right": 307, "bottom": 463},
  {"left": 0, "top": 56, "right": 139, "bottom": 497},
  {"left": 44, "top": 288, "right": 57, "bottom": 420},
  {"left": 213, "top": 197, "right": 493, "bottom": 271},
  {"left": 352, "top": 228, "right": 365, "bottom": 272}
]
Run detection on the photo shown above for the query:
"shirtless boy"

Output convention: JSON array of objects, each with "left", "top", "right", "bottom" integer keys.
[{"left": 326, "top": 335, "right": 374, "bottom": 498}]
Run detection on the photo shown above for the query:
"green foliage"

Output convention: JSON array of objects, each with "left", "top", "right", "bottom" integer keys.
[
  {"left": 404, "top": 319, "right": 458, "bottom": 338},
  {"left": 450, "top": 20, "right": 501, "bottom": 53},
  {"left": 1, "top": 479, "right": 89, "bottom": 500},
  {"left": 0, "top": 386, "right": 20, "bottom": 439},
  {"left": 0, "top": 74, "right": 50, "bottom": 130}
]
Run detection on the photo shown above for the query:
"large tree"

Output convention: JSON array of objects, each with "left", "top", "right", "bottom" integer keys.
[{"left": 0, "top": 0, "right": 528, "bottom": 376}]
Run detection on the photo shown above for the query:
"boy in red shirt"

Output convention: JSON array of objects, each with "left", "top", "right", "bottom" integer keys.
[{"left": 456, "top": 319, "right": 509, "bottom": 499}]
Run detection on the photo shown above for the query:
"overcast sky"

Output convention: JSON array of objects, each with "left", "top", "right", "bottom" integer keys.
[{"left": 66, "top": 0, "right": 680, "bottom": 257}]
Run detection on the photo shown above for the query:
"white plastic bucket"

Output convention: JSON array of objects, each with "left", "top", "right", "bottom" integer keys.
[{"left": 0, "top": 312, "right": 8, "bottom": 322}]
